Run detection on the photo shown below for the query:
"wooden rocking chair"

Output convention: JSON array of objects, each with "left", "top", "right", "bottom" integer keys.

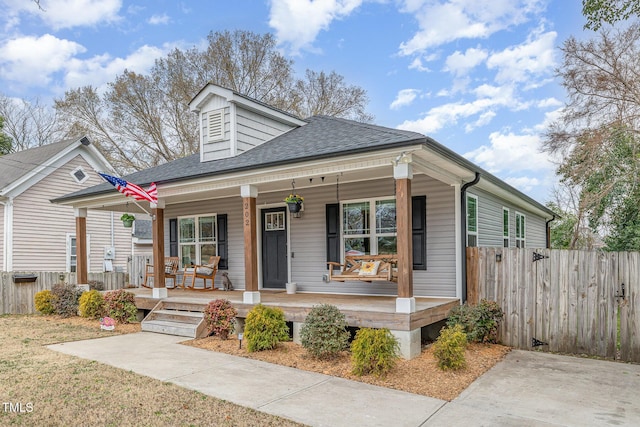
[
  {"left": 182, "top": 256, "right": 221, "bottom": 291},
  {"left": 142, "top": 256, "right": 180, "bottom": 289}
]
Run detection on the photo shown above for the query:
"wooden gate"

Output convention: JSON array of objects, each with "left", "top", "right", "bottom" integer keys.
[
  {"left": 129, "top": 254, "right": 152, "bottom": 287},
  {"left": 467, "top": 248, "right": 640, "bottom": 363}
]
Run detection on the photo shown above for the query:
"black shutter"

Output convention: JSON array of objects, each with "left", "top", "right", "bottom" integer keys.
[
  {"left": 169, "top": 218, "right": 178, "bottom": 257},
  {"left": 412, "top": 195, "right": 427, "bottom": 270},
  {"left": 326, "top": 203, "right": 340, "bottom": 269},
  {"left": 217, "top": 214, "right": 228, "bottom": 269}
]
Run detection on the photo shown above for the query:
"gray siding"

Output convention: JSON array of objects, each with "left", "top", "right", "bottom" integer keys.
[
  {"left": 236, "top": 107, "right": 295, "bottom": 154},
  {"left": 469, "top": 188, "right": 547, "bottom": 249},
  {"left": 12, "top": 156, "right": 132, "bottom": 272},
  {"left": 163, "top": 174, "right": 457, "bottom": 297},
  {"left": 201, "top": 106, "right": 231, "bottom": 161}
]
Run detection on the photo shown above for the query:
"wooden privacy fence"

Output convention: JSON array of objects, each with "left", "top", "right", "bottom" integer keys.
[
  {"left": 0, "top": 272, "right": 127, "bottom": 315},
  {"left": 467, "top": 247, "right": 640, "bottom": 363}
]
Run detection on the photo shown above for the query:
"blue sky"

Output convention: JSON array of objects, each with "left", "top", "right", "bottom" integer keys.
[{"left": 0, "top": 0, "right": 591, "bottom": 203}]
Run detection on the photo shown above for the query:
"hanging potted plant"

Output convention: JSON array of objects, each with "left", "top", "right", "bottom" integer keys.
[
  {"left": 120, "top": 213, "right": 135, "bottom": 228},
  {"left": 284, "top": 194, "right": 304, "bottom": 213}
]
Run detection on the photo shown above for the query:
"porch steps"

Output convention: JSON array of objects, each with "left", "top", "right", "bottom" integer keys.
[{"left": 141, "top": 300, "right": 208, "bottom": 339}]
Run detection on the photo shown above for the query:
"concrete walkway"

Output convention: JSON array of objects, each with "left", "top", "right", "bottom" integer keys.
[{"left": 48, "top": 332, "right": 640, "bottom": 427}]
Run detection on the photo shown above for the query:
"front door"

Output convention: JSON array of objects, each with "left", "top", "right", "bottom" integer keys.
[{"left": 261, "top": 207, "right": 288, "bottom": 289}]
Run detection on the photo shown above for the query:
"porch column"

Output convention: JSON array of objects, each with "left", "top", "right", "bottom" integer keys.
[
  {"left": 75, "top": 208, "right": 88, "bottom": 285},
  {"left": 394, "top": 161, "right": 415, "bottom": 313},
  {"left": 241, "top": 185, "right": 260, "bottom": 304},
  {"left": 151, "top": 201, "right": 167, "bottom": 298}
]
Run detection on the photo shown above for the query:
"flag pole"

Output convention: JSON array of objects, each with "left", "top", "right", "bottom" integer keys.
[{"left": 131, "top": 199, "right": 152, "bottom": 216}]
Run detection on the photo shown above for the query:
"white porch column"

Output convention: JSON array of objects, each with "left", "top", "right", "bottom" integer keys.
[
  {"left": 241, "top": 185, "right": 260, "bottom": 304},
  {"left": 454, "top": 183, "right": 462, "bottom": 300},
  {"left": 151, "top": 200, "right": 167, "bottom": 299}
]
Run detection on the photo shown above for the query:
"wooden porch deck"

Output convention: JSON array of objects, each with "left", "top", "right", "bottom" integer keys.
[{"left": 131, "top": 288, "right": 459, "bottom": 332}]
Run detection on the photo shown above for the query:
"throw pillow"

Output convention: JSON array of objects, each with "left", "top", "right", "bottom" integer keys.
[
  {"left": 358, "top": 261, "right": 381, "bottom": 276},
  {"left": 195, "top": 266, "right": 214, "bottom": 276}
]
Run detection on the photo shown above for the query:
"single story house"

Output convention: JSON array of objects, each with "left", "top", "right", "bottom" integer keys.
[
  {"left": 0, "top": 137, "right": 135, "bottom": 274},
  {"left": 53, "top": 83, "right": 555, "bottom": 357}
]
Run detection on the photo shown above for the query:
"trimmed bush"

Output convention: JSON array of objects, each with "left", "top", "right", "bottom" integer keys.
[
  {"left": 103, "top": 289, "right": 138, "bottom": 324},
  {"left": 300, "top": 304, "right": 350, "bottom": 359},
  {"left": 244, "top": 304, "right": 289, "bottom": 352},
  {"left": 351, "top": 328, "right": 399, "bottom": 377},
  {"left": 34, "top": 290, "right": 56, "bottom": 315},
  {"left": 51, "top": 283, "right": 83, "bottom": 318},
  {"left": 447, "top": 299, "right": 504, "bottom": 343},
  {"left": 204, "top": 299, "right": 237, "bottom": 339},
  {"left": 78, "top": 290, "right": 106, "bottom": 319},
  {"left": 433, "top": 324, "right": 467, "bottom": 370}
]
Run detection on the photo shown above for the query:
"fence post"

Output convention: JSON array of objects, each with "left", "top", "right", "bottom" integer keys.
[{"left": 466, "top": 247, "right": 479, "bottom": 305}]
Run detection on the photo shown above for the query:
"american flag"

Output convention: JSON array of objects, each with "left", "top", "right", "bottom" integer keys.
[{"left": 99, "top": 173, "right": 158, "bottom": 204}]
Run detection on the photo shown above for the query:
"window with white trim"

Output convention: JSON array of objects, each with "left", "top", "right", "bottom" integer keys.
[
  {"left": 466, "top": 194, "right": 478, "bottom": 247},
  {"left": 207, "top": 109, "right": 224, "bottom": 142},
  {"left": 66, "top": 233, "right": 90, "bottom": 272},
  {"left": 515, "top": 211, "right": 526, "bottom": 248},
  {"left": 70, "top": 166, "right": 88, "bottom": 184},
  {"left": 178, "top": 214, "right": 217, "bottom": 266},
  {"left": 68, "top": 235, "right": 77, "bottom": 272},
  {"left": 341, "top": 197, "right": 396, "bottom": 258},
  {"left": 503, "top": 207, "right": 510, "bottom": 247}
]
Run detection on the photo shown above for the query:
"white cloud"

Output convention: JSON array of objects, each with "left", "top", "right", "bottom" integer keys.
[
  {"left": 486, "top": 29, "right": 557, "bottom": 84},
  {"left": 148, "top": 13, "right": 170, "bottom": 25},
  {"left": 397, "top": 84, "right": 520, "bottom": 134},
  {"left": 268, "top": 0, "right": 363, "bottom": 54},
  {"left": 0, "top": 34, "right": 85, "bottom": 86},
  {"left": 64, "top": 44, "right": 167, "bottom": 92},
  {"left": 398, "top": 0, "right": 545, "bottom": 55},
  {"left": 390, "top": 89, "right": 420, "bottom": 110},
  {"left": 444, "top": 47, "right": 488, "bottom": 76},
  {"left": 464, "top": 131, "right": 552, "bottom": 174},
  {"left": 504, "top": 176, "right": 540, "bottom": 193},
  {"left": 1, "top": 0, "right": 122, "bottom": 31},
  {"left": 40, "top": 0, "right": 122, "bottom": 30}
]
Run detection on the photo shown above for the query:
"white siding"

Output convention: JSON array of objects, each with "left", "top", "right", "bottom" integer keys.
[
  {"left": 163, "top": 174, "right": 457, "bottom": 297},
  {"left": 470, "top": 188, "right": 547, "bottom": 249},
  {"left": 12, "top": 155, "right": 132, "bottom": 272}
]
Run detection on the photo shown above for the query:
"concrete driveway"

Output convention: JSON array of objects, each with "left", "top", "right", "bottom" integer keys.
[
  {"left": 429, "top": 350, "right": 640, "bottom": 426},
  {"left": 49, "top": 333, "right": 640, "bottom": 426}
]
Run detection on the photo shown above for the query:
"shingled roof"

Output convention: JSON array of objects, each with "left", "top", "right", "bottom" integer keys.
[
  {"left": 0, "top": 138, "right": 78, "bottom": 193},
  {"left": 54, "top": 115, "right": 427, "bottom": 201}
]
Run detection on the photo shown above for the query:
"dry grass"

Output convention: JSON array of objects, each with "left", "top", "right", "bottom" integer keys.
[
  {"left": 184, "top": 335, "right": 511, "bottom": 402},
  {"left": 0, "top": 315, "right": 304, "bottom": 427}
]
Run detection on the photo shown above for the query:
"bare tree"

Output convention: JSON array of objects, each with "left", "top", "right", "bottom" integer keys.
[
  {"left": 55, "top": 30, "right": 372, "bottom": 172},
  {"left": 292, "top": 70, "right": 373, "bottom": 123},
  {"left": 0, "top": 95, "right": 64, "bottom": 153},
  {"left": 544, "top": 24, "right": 640, "bottom": 249}
]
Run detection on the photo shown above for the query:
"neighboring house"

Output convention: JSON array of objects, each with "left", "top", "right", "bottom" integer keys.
[
  {"left": 54, "top": 84, "right": 556, "bottom": 356},
  {"left": 0, "top": 137, "right": 133, "bottom": 273}
]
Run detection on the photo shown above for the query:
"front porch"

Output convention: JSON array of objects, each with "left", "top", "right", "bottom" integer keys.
[{"left": 132, "top": 287, "right": 459, "bottom": 358}]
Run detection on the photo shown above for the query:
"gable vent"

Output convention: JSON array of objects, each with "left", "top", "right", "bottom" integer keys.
[{"left": 207, "top": 109, "right": 223, "bottom": 142}]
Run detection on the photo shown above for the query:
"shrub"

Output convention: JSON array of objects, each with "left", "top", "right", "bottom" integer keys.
[
  {"left": 88, "top": 280, "right": 104, "bottom": 291},
  {"left": 447, "top": 299, "right": 504, "bottom": 343},
  {"left": 244, "top": 304, "right": 289, "bottom": 352},
  {"left": 204, "top": 299, "right": 237, "bottom": 339},
  {"left": 34, "top": 290, "right": 56, "bottom": 315},
  {"left": 433, "top": 324, "right": 467, "bottom": 370},
  {"left": 351, "top": 328, "right": 399, "bottom": 377},
  {"left": 300, "top": 304, "right": 350, "bottom": 359},
  {"left": 78, "top": 290, "right": 106, "bottom": 319},
  {"left": 51, "top": 283, "right": 83, "bottom": 318},
  {"left": 103, "top": 289, "right": 138, "bottom": 324}
]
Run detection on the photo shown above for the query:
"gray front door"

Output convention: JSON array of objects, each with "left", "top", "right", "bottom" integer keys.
[{"left": 261, "top": 207, "right": 288, "bottom": 289}]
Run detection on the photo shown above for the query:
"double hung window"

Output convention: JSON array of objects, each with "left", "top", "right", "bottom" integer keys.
[
  {"left": 178, "top": 214, "right": 217, "bottom": 266},
  {"left": 342, "top": 198, "right": 396, "bottom": 257},
  {"left": 515, "top": 212, "right": 526, "bottom": 248}
]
